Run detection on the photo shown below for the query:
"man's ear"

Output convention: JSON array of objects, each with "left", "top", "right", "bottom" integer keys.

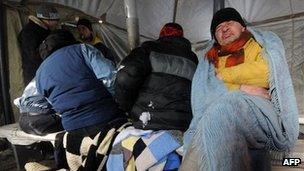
[{"left": 242, "top": 27, "right": 246, "bottom": 32}]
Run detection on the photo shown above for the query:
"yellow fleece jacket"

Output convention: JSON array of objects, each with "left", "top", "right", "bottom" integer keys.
[
  {"left": 79, "top": 35, "right": 103, "bottom": 46},
  {"left": 91, "top": 36, "right": 103, "bottom": 45},
  {"left": 216, "top": 38, "right": 269, "bottom": 91}
]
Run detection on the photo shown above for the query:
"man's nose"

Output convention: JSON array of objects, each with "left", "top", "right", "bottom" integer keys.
[{"left": 222, "top": 24, "right": 229, "bottom": 32}]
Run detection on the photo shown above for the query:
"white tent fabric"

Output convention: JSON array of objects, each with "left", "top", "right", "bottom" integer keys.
[
  {"left": 94, "top": 23, "right": 151, "bottom": 62},
  {"left": 175, "top": 0, "right": 214, "bottom": 43},
  {"left": 94, "top": 24, "right": 129, "bottom": 61},
  {"left": 32, "top": 0, "right": 304, "bottom": 43},
  {"left": 226, "top": 0, "right": 304, "bottom": 22}
]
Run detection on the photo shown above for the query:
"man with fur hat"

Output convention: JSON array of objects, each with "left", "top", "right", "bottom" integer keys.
[
  {"left": 77, "top": 18, "right": 116, "bottom": 65},
  {"left": 115, "top": 22, "right": 198, "bottom": 131},
  {"left": 18, "top": 4, "right": 60, "bottom": 85},
  {"left": 180, "top": 8, "right": 299, "bottom": 171}
]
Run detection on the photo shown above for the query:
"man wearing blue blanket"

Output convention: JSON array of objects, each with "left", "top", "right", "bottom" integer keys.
[{"left": 180, "top": 7, "right": 299, "bottom": 171}]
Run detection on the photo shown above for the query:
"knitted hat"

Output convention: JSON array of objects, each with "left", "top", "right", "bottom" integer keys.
[
  {"left": 210, "top": 7, "right": 246, "bottom": 39},
  {"left": 159, "top": 23, "right": 183, "bottom": 38},
  {"left": 36, "top": 4, "right": 60, "bottom": 20},
  {"left": 77, "top": 18, "right": 93, "bottom": 31}
]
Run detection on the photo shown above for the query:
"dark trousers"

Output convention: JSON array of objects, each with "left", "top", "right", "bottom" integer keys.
[{"left": 19, "top": 113, "right": 63, "bottom": 136}]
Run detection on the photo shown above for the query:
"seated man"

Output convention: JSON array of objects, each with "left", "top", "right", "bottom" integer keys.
[
  {"left": 15, "top": 29, "right": 126, "bottom": 170},
  {"left": 109, "top": 23, "right": 197, "bottom": 170},
  {"left": 35, "top": 29, "right": 126, "bottom": 136},
  {"left": 180, "top": 8, "right": 299, "bottom": 171},
  {"left": 40, "top": 29, "right": 127, "bottom": 169},
  {"left": 115, "top": 23, "right": 198, "bottom": 131}
]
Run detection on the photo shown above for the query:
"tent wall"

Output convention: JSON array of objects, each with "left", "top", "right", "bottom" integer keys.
[
  {"left": 226, "top": 0, "right": 304, "bottom": 23},
  {"left": 94, "top": 24, "right": 130, "bottom": 61},
  {"left": 175, "top": 0, "right": 214, "bottom": 43},
  {"left": 5, "top": 7, "right": 24, "bottom": 122}
]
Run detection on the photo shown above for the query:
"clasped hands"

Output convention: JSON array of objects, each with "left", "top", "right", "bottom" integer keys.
[{"left": 216, "top": 73, "right": 270, "bottom": 99}]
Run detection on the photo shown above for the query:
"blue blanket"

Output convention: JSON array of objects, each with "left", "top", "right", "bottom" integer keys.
[
  {"left": 182, "top": 28, "right": 299, "bottom": 170},
  {"left": 107, "top": 130, "right": 181, "bottom": 171}
]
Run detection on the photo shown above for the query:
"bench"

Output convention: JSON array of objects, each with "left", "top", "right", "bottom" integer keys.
[
  {"left": 0, "top": 123, "right": 63, "bottom": 170},
  {"left": 0, "top": 123, "right": 63, "bottom": 145},
  {"left": 0, "top": 115, "right": 303, "bottom": 170}
]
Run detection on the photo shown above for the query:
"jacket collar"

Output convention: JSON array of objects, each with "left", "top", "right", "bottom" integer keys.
[{"left": 157, "top": 36, "right": 192, "bottom": 50}]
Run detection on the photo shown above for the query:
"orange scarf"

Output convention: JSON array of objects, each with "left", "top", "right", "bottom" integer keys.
[{"left": 206, "top": 30, "right": 252, "bottom": 68}]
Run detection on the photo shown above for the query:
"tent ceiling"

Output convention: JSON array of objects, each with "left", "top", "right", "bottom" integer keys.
[
  {"left": 226, "top": 0, "right": 304, "bottom": 23},
  {"left": 17, "top": 0, "right": 304, "bottom": 43},
  {"left": 4, "top": 0, "right": 304, "bottom": 43}
]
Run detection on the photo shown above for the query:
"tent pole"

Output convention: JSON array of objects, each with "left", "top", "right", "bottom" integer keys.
[
  {"left": 0, "top": 2, "right": 13, "bottom": 124},
  {"left": 213, "top": 0, "right": 225, "bottom": 14},
  {"left": 124, "top": 0, "right": 140, "bottom": 51},
  {"left": 173, "top": 0, "right": 178, "bottom": 23}
]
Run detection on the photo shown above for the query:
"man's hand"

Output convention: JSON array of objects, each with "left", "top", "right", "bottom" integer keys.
[
  {"left": 240, "top": 85, "right": 270, "bottom": 99},
  {"left": 216, "top": 73, "right": 223, "bottom": 80}
]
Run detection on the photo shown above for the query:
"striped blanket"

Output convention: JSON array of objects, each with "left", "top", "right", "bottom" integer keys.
[{"left": 58, "top": 122, "right": 130, "bottom": 171}]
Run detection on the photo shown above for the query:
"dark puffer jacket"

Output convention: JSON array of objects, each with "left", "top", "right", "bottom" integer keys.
[
  {"left": 18, "top": 19, "right": 50, "bottom": 85},
  {"left": 115, "top": 36, "right": 198, "bottom": 131}
]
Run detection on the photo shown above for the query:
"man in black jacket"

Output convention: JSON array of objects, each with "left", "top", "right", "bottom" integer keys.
[
  {"left": 18, "top": 4, "right": 60, "bottom": 85},
  {"left": 115, "top": 23, "right": 198, "bottom": 131}
]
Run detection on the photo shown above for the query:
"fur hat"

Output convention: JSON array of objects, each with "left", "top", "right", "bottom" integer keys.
[{"left": 210, "top": 7, "right": 246, "bottom": 39}]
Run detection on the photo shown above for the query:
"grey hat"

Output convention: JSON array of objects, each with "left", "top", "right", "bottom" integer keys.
[{"left": 36, "top": 4, "right": 60, "bottom": 20}]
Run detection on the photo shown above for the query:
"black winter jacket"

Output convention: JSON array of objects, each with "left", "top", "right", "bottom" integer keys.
[
  {"left": 18, "top": 19, "right": 50, "bottom": 85},
  {"left": 115, "top": 36, "right": 198, "bottom": 131}
]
